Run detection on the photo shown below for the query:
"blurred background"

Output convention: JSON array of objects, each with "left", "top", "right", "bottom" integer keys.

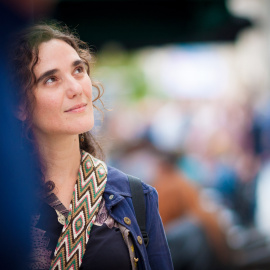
[{"left": 3, "top": 0, "right": 270, "bottom": 269}]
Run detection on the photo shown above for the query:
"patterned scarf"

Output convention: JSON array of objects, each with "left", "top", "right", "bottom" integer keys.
[{"left": 50, "top": 150, "right": 107, "bottom": 270}]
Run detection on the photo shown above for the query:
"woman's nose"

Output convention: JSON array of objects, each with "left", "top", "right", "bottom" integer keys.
[{"left": 66, "top": 77, "right": 83, "bottom": 98}]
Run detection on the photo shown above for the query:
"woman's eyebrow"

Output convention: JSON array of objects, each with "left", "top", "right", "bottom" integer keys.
[
  {"left": 36, "top": 69, "right": 58, "bottom": 84},
  {"left": 72, "top": 59, "right": 84, "bottom": 67}
]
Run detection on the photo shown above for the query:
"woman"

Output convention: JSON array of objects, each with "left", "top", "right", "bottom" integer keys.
[{"left": 11, "top": 23, "right": 173, "bottom": 270}]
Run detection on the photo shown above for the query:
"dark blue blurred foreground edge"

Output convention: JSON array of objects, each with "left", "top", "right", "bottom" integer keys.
[{"left": 0, "top": 2, "right": 38, "bottom": 269}]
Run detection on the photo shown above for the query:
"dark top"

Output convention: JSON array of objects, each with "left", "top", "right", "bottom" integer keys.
[
  {"left": 81, "top": 224, "right": 131, "bottom": 270},
  {"left": 29, "top": 197, "right": 131, "bottom": 270}
]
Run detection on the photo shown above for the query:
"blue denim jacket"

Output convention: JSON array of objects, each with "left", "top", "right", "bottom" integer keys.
[{"left": 104, "top": 166, "right": 174, "bottom": 270}]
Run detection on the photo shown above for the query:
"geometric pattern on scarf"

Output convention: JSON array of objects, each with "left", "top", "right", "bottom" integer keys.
[{"left": 49, "top": 150, "right": 107, "bottom": 270}]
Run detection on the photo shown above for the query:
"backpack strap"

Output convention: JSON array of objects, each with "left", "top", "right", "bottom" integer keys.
[{"left": 127, "top": 174, "right": 149, "bottom": 247}]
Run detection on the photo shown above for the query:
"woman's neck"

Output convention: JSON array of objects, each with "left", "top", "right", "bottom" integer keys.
[{"left": 35, "top": 132, "right": 82, "bottom": 208}]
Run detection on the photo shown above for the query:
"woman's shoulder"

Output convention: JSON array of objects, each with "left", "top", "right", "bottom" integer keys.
[{"left": 105, "top": 165, "right": 156, "bottom": 197}]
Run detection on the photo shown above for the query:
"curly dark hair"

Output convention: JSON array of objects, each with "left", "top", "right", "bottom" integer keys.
[
  {"left": 11, "top": 21, "right": 104, "bottom": 161},
  {"left": 10, "top": 21, "right": 106, "bottom": 194}
]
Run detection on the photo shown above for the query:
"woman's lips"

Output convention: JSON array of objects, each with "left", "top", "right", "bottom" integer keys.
[{"left": 65, "top": 103, "right": 87, "bottom": 113}]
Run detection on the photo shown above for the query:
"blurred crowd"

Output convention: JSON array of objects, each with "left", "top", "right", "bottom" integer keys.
[{"left": 102, "top": 95, "right": 270, "bottom": 269}]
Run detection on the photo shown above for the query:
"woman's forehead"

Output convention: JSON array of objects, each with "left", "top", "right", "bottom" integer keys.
[{"left": 35, "top": 39, "right": 80, "bottom": 74}]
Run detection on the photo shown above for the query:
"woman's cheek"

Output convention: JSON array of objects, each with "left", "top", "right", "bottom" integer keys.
[{"left": 84, "top": 77, "right": 93, "bottom": 99}]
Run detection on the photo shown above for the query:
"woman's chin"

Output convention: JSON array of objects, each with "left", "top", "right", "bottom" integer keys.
[{"left": 76, "top": 121, "right": 95, "bottom": 135}]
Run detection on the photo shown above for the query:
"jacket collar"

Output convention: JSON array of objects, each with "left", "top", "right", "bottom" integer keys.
[
  {"left": 103, "top": 166, "right": 131, "bottom": 209},
  {"left": 104, "top": 166, "right": 132, "bottom": 197},
  {"left": 104, "top": 165, "right": 151, "bottom": 210}
]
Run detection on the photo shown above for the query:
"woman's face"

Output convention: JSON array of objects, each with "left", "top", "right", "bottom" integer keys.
[{"left": 31, "top": 39, "right": 94, "bottom": 137}]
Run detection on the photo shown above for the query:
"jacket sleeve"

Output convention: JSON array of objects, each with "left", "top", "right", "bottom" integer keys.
[{"left": 145, "top": 186, "right": 174, "bottom": 270}]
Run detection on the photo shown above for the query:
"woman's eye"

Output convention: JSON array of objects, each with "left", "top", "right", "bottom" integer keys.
[
  {"left": 45, "top": 77, "right": 56, "bottom": 84},
  {"left": 74, "top": 66, "right": 84, "bottom": 74}
]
